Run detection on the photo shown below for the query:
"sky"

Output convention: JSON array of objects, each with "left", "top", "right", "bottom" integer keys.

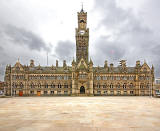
[{"left": 0, "top": 0, "right": 160, "bottom": 81}]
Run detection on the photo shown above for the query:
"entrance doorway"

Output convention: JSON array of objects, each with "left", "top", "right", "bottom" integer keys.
[
  {"left": 19, "top": 91, "right": 23, "bottom": 96},
  {"left": 80, "top": 86, "right": 85, "bottom": 94},
  {"left": 37, "top": 91, "right": 41, "bottom": 96}
]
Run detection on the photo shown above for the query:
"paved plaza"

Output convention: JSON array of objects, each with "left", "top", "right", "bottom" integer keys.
[{"left": 0, "top": 97, "right": 160, "bottom": 131}]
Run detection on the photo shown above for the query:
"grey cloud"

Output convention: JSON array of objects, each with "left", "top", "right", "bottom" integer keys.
[
  {"left": 54, "top": 40, "right": 75, "bottom": 64},
  {"left": 93, "top": 0, "right": 160, "bottom": 77},
  {"left": 92, "top": 36, "right": 126, "bottom": 66},
  {"left": 1, "top": 25, "right": 51, "bottom": 52}
]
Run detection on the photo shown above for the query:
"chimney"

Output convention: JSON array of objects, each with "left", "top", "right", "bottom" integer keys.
[
  {"left": 63, "top": 60, "right": 66, "bottom": 67},
  {"left": 30, "top": 59, "right": 34, "bottom": 67},
  {"left": 110, "top": 63, "right": 114, "bottom": 68},
  {"left": 136, "top": 60, "right": 140, "bottom": 67},
  {"left": 104, "top": 60, "right": 108, "bottom": 68}
]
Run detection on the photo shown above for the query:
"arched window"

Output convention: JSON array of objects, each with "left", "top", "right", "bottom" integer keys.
[
  {"left": 30, "top": 83, "right": 34, "bottom": 88},
  {"left": 103, "top": 84, "right": 106, "bottom": 88},
  {"left": 20, "top": 82, "right": 23, "bottom": 88},
  {"left": 140, "top": 83, "right": 144, "bottom": 89},
  {"left": 123, "top": 83, "right": 127, "bottom": 89},
  {"left": 146, "top": 83, "right": 150, "bottom": 88},
  {"left": 117, "top": 83, "right": 120, "bottom": 88},
  {"left": 58, "top": 84, "right": 62, "bottom": 88},
  {"left": 38, "top": 83, "right": 41, "bottom": 88},
  {"left": 64, "top": 84, "right": 68, "bottom": 88},
  {"left": 45, "top": 84, "right": 48, "bottom": 88},
  {"left": 110, "top": 84, "right": 113, "bottom": 88},
  {"left": 96, "top": 76, "right": 101, "bottom": 80},
  {"left": 97, "top": 84, "right": 100, "bottom": 88},
  {"left": 129, "top": 83, "right": 133, "bottom": 88},
  {"left": 51, "top": 83, "right": 55, "bottom": 88},
  {"left": 12, "top": 83, "right": 17, "bottom": 88}
]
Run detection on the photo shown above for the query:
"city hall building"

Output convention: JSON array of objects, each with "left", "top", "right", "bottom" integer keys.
[{"left": 5, "top": 8, "right": 154, "bottom": 96}]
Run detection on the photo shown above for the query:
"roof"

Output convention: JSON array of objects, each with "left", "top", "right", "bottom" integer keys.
[
  {"left": 93, "top": 66, "right": 136, "bottom": 74},
  {"left": 28, "top": 66, "right": 72, "bottom": 74}
]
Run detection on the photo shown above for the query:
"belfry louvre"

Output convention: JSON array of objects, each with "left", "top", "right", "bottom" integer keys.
[{"left": 5, "top": 8, "right": 154, "bottom": 96}]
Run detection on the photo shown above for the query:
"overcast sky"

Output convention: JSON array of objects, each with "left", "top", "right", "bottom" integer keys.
[{"left": 0, "top": 0, "right": 160, "bottom": 80}]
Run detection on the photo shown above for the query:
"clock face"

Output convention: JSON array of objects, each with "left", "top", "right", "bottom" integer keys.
[{"left": 79, "top": 30, "right": 85, "bottom": 35}]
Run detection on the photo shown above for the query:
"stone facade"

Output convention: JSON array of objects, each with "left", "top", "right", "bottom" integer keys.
[{"left": 4, "top": 9, "right": 155, "bottom": 96}]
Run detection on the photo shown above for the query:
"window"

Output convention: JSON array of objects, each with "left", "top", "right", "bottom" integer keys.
[
  {"left": 140, "top": 84, "right": 144, "bottom": 89},
  {"left": 124, "top": 76, "right": 128, "bottom": 80},
  {"left": 64, "top": 76, "right": 68, "bottom": 80},
  {"left": 16, "top": 67, "right": 20, "bottom": 71},
  {"left": 104, "top": 91, "right": 107, "bottom": 94},
  {"left": 97, "top": 91, "right": 101, "bottom": 94},
  {"left": 110, "top": 91, "right": 114, "bottom": 95},
  {"left": 20, "top": 83, "right": 23, "bottom": 88},
  {"left": 117, "top": 90, "right": 121, "bottom": 95},
  {"left": 102, "top": 76, "right": 107, "bottom": 80},
  {"left": 117, "top": 83, "right": 120, "bottom": 88},
  {"left": 12, "top": 83, "right": 17, "bottom": 88},
  {"left": 44, "top": 91, "right": 48, "bottom": 94},
  {"left": 124, "top": 90, "right": 127, "bottom": 95},
  {"left": 64, "top": 91, "right": 68, "bottom": 94},
  {"left": 38, "top": 83, "right": 41, "bottom": 88},
  {"left": 45, "top": 84, "right": 48, "bottom": 88},
  {"left": 111, "top": 76, "right": 114, "bottom": 80},
  {"left": 130, "top": 91, "right": 134, "bottom": 94},
  {"left": 51, "top": 84, "right": 55, "bottom": 88},
  {"left": 64, "top": 84, "right": 68, "bottom": 88},
  {"left": 79, "top": 74, "right": 86, "bottom": 79},
  {"left": 146, "top": 83, "right": 150, "bottom": 88},
  {"left": 12, "top": 90, "right": 16, "bottom": 95},
  {"left": 103, "top": 85, "right": 106, "bottom": 88},
  {"left": 58, "top": 84, "right": 62, "bottom": 88},
  {"left": 51, "top": 91, "right": 54, "bottom": 94},
  {"left": 123, "top": 84, "right": 127, "bottom": 89},
  {"left": 58, "top": 91, "right": 61, "bottom": 94},
  {"left": 97, "top": 84, "right": 100, "bottom": 88},
  {"left": 30, "top": 83, "right": 34, "bottom": 88},
  {"left": 129, "top": 76, "right": 134, "bottom": 80},
  {"left": 129, "top": 83, "right": 133, "bottom": 88},
  {"left": 30, "top": 91, "right": 34, "bottom": 94},
  {"left": 57, "top": 76, "right": 62, "bottom": 80},
  {"left": 110, "top": 84, "right": 113, "bottom": 89},
  {"left": 141, "top": 91, "right": 145, "bottom": 95},
  {"left": 96, "top": 76, "right": 101, "bottom": 80},
  {"left": 116, "top": 76, "right": 120, "bottom": 80}
]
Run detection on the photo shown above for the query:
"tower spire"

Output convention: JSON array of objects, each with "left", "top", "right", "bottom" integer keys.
[{"left": 81, "top": 2, "right": 84, "bottom": 12}]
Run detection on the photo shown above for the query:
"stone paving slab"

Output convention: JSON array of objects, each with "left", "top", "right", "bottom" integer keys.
[{"left": 0, "top": 97, "right": 160, "bottom": 131}]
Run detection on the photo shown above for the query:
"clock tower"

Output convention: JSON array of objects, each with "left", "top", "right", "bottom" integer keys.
[{"left": 76, "top": 8, "right": 89, "bottom": 64}]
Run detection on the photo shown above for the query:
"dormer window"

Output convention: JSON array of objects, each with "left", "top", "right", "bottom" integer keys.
[{"left": 16, "top": 67, "right": 20, "bottom": 71}]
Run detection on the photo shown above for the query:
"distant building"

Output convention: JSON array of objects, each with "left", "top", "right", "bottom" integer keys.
[
  {"left": 154, "top": 78, "right": 160, "bottom": 97},
  {"left": 4, "top": 8, "right": 155, "bottom": 96},
  {"left": 0, "top": 81, "right": 5, "bottom": 95},
  {"left": 155, "top": 78, "right": 160, "bottom": 84}
]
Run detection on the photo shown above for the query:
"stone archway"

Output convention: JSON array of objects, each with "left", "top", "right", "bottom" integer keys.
[{"left": 80, "top": 86, "right": 85, "bottom": 94}]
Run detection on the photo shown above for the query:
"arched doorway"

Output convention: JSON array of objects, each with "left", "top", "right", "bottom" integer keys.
[{"left": 80, "top": 86, "right": 85, "bottom": 94}]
